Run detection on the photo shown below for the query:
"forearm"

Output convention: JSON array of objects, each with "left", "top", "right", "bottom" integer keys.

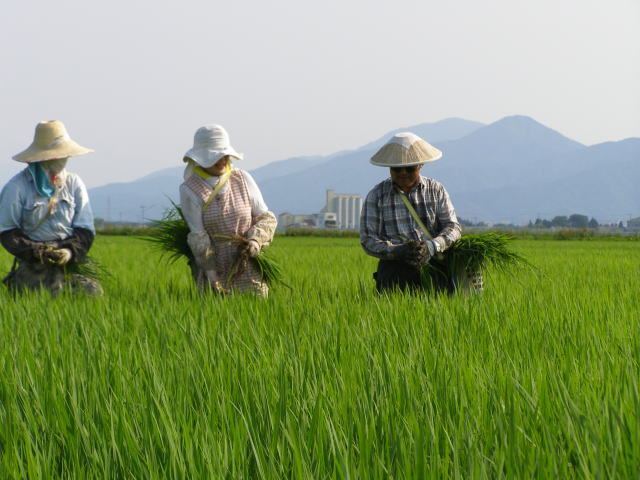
[
  {"left": 246, "top": 211, "right": 277, "bottom": 248},
  {"left": 0, "top": 229, "right": 50, "bottom": 263},
  {"left": 360, "top": 234, "right": 402, "bottom": 259},
  {"left": 434, "top": 186, "right": 462, "bottom": 250},
  {"left": 56, "top": 228, "right": 94, "bottom": 262},
  {"left": 433, "top": 223, "right": 461, "bottom": 251}
]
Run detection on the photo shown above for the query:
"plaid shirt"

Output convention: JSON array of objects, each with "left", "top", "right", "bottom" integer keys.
[{"left": 360, "top": 176, "right": 461, "bottom": 259}]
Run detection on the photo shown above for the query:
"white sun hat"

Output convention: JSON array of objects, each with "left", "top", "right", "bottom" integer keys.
[
  {"left": 370, "top": 132, "right": 442, "bottom": 167},
  {"left": 183, "top": 124, "right": 243, "bottom": 168},
  {"left": 12, "top": 120, "right": 93, "bottom": 163}
]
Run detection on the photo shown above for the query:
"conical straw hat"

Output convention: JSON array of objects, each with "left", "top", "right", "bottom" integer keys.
[
  {"left": 12, "top": 120, "right": 93, "bottom": 163},
  {"left": 370, "top": 132, "right": 442, "bottom": 167}
]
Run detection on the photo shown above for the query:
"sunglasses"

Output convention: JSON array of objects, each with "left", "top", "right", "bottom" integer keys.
[{"left": 390, "top": 166, "right": 419, "bottom": 173}]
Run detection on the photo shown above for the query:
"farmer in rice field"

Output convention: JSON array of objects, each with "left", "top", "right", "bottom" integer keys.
[
  {"left": 180, "top": 124, "right": 277, "bottom": 297},
  {"left": 0, "top": 120, "right": 102, "bottom": 295},
  {"left": 360, "top": 132, "right": 481, "bottom": 293}
]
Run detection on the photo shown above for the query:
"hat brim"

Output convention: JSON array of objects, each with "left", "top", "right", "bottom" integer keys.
[
  {"left": 183, "top": 147, "right": 243, "bottom": 168},
  {"left": 12, "top": 140, "right": 93, "bottom": 163}
]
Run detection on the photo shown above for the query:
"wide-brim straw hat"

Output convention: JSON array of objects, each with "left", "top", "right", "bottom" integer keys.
[
  {"left": 183, "top": 124, "right": 243, "bottom": 168},
  {"left": 370, "top": 132, "right": 442, "bottom": 167},
  {"left": 12, "top": 120, "right": 93, "bottom": 163}
]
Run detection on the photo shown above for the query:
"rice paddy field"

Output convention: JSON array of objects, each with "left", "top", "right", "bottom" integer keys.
[{"left": 0, "top": 235, "right": 638, "bottom": 478}]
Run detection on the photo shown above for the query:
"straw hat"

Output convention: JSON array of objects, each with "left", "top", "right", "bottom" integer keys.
[
  {"left": 370, "top": 132, "right": 442, "bottom": 167},
  {"left": 183, "top": 124, "right": 243, "bottom": 168},
  {"left": 12, "top": 120, "right": 93, "bottom": 163}
]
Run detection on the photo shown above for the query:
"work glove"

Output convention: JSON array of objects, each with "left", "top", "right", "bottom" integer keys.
[
  {"left": 194, "top": 268, "right": 228, "bottom": 294},
  {"left": 44, "top": 248, "right": 72, "bottom": 266},
  {"left": 392, "top": 239, "right": 438, "bottom": 268},
  {"left": 205, "top": 269, "right": 229, "bottom": 294},
  {"left": 242, "top": 239, "right": 261, "bottom": 258}
]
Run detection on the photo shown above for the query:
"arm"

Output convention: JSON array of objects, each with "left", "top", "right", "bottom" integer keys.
[
  {"left": 360, "top": 188, "right": 405, "bottom": 259},
  {"left": 56, "top": 228, "right": 94, "bottom": 263},
  {"left": 0, "top": 179, "right": 25, "bottom": 235},
  {"left": 0, "top": 229, "right": 50, "bottom": 263},
  {"left": 242, "top": 171, "right": 277, "bottom": 249},
  {"left": 180, "top": 184, "right": 213, "bottom": 263},
  {"left": 70, "top": 174, "right": 96, "bottom": 235},
  {"left": 180, "top": 183, "right": 224, "bottom": 291},
  {"left": 432, "top": 184, "right": 461, "bottom": 251}
]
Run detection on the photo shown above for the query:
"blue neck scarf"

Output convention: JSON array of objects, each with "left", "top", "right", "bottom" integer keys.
[{"left": 28, "top": 163, "right": 55, "bottom": 198}]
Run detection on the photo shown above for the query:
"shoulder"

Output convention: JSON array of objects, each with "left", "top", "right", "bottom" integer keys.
[
  {"left": 233, "top": 168, "right": 253, "bottom": 182},
  {"left": 181, "top": 174, "right": 204, "bottom": 188},
  {"left": 420, "top": 176, "right": 447, "bottom": 192},
  {"left": 236, "top": 168, "right": 261, "bottom": 186},
  {"left": 65, "top": 171, "right": 85, "bottom": 189},
  {"left": 365, "top": 178, "right": 392, "bottom": 201},
  {"left": 0, "top": 169, "right": 30, "bottom": 196}
]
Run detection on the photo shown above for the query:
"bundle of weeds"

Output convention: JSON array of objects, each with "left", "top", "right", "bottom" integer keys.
[
  {"left": 143, "top": 201, "right": 194, "bottom": 264},
  {"left": 421, "top": 232, "right": 530, "bottom": 291}
]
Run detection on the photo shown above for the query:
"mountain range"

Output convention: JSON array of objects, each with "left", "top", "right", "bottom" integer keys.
[{"left": 87, "top": 116, "right": 639, "bottom": 224}]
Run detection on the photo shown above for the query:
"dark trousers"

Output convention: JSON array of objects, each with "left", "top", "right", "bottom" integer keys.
[{"left": 373, "top": 259, "right": 453, "bottom": 294}]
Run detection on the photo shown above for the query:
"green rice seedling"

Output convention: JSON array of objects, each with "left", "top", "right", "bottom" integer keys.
[
  {"left": 0, "top": 236, "right": 638, "bottom": 478},
  {"left": 63, "top": 255, "right": 110, "bottom": 281},
  {"left": 144, "top": 202, "right": 288, "bottom": 287},
  {"left": 421, "top": 232, "right": 531, "bottom": 292},
  {"left": 144, "top": 200, "right": 193, "bottom": 264}
]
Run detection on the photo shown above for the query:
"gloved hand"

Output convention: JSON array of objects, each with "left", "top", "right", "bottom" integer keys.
[
  {"left": 194, "top": 268, "right": 227, "bottom": 294},
  {"left": 205, "top": 269, "right": 228, "bottom": 294},
  {"left": 44, "top": 248, "right": 72, "bottom": 265},
  {"left": 242, "top": 239, "right": 260, "bottom": 258},
  {"left": 392, "top": 239, "right": 438, "bottom": 268}
]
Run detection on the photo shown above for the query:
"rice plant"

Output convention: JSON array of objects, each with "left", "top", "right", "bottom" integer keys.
[
  {"left": 0, "top": 236, "right": 638, "bottom": 478},
  {"left": 421, "top": 232, "right": 532, "bottom": 292}
]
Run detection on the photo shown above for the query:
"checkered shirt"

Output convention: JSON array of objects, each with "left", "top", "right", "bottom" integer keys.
[{"left": 360, "top": 176, "right": 461, "bottom": 259}]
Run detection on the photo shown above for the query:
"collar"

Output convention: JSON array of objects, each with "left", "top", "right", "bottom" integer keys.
[
  {"left": 193, "top": 164, "right": 233, "bottom": 179},
  {"left": 390, "top": 175, "right": 426, "bottom": 195},
  {"left": 194, "top": 166, "right": 213, "bottom": 179}
]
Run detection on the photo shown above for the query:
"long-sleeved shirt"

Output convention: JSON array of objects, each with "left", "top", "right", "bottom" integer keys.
[
  {"left": 360, "top": 176, "right": 461, "bottom": 259},
  {"left": 0, "top": 168, "right": 95, "bottom": 241}
]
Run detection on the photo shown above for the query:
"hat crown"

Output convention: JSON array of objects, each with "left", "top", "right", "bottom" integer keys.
[
  {"left": 33, "top": 120, "right": 70, "bottom": 148},
  {"left": 193, "top": 124, "right": 231, "bottom": 150},
  {"left": 388, "top": 132, "right": 422, "bottom": 149}
]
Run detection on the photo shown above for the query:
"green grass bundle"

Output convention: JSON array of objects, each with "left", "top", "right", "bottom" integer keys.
[
  {"left": 421, "top": 232, "right": 531, "bottom": 292},
  {"left": 143, "top": 201, "right": 194, "bottom": 262},
  {"left": 253, "top": 250, "right": 288, "bottom": 287},
  {"left": 144, "top": 202, "right": 287, "bottom": 288},
  {"left": 144, "top": 201, "right": 193, "bottom": 264},
  {"left": 64, "top": 256, "right": 110, "bottom": 281}
]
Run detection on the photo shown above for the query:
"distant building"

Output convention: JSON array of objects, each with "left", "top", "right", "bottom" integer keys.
[
  {"left": 278, "top": 189, "right": 362, "bottom": 231},
  {"left": 277, "top": 212, "right": 339, "bottom": 231},
  {"left": 322, "top": 189, "right": 362, "bottom": 230},
  {"left": 278, "top": 213, "right": 317, "bottom": 230}
]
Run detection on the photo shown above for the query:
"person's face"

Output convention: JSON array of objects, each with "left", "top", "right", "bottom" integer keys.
[
  {"left": 202, "top": 156, "right": 230, "bottom": 176},
  {"left": 40, "top": 157, "right": 68, "bottom": 173},
  {"left": 390, "top": 164, "right": 422, "bottom": 191}
]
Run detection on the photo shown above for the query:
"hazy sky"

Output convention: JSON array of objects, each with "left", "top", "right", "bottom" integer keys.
[{"left": 1, "top": 0, "right": 639, "bottom": 188}]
